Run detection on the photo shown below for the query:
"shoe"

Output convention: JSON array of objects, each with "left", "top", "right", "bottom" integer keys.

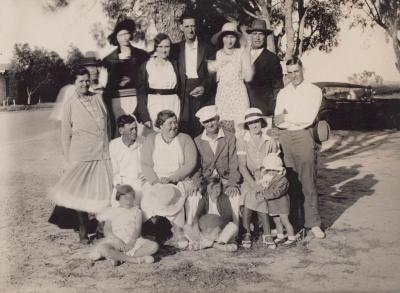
[
  {"left": 274, "top": 237, "right": 286, "bottom": 244},
  {"left": 282, "top": 238, "right": 297, "bottom": 247},
  {"left": 262, "top": 235, "right": 277, "bottom": 249},
  {"left": 311, "top": 227, "right": 325, "bottom": 239},
  {"left": 241, "top": 233, "right": 252, "bottom": 249}
]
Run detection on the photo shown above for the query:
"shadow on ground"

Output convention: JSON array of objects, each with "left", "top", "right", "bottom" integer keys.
[{"left": 316, "top": 131, "right": 394, "bottom": 228}]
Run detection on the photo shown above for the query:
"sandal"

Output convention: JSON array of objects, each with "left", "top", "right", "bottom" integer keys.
[
  {"left": 262, "top": 235, "right": 277, "bottom": 249},
  {"left": 241, "top": 233, "right": 252, "bottom": 248}
]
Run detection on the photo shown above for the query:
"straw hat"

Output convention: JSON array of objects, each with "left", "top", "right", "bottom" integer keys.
[
  {"left": 143, "top": 183, "right": 186, "bottom": 216},
  {"left": 246, "top": 19, "right": 273, "bottom": 35},
  {"left": 238, "top": 108, "right": 269, "bottom": 129},
  {"left": 262, "top": 153, "right": 284, "bottom": 171},
  {"left": 211, "top": 22, "right": 241, "bottom": 46}
]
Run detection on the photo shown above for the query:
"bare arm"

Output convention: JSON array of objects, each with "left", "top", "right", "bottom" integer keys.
[
  {"left": 60, "top": 99, "right": 72, "bottom": 162},
  {"left": 241, "top": 48, "right": 253, "bottom": 82}
]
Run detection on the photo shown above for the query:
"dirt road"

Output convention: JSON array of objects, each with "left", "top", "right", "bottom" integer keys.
[{"left": 1, "top": 109, "right": 399, "bottom": 293}]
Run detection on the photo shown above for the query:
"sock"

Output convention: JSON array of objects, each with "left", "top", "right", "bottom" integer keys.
[
  {"left": 277, "top": 233, "right": 285, "bottom": 239},
  {"left": 288, "top": 235, "right": 296, "bottom": 241}
]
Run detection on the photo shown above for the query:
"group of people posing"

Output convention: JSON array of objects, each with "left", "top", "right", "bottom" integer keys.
[{"left": 48, "top": 12, "right": 325, "bottom": 265}]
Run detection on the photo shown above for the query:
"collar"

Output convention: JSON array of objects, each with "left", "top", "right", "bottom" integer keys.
[
  {"left": 243, "top": 129, "right": 272, "bottom": 142},
  {"left": 185, "top": 38, "right": 198, "bottom": 50},
  {"left": 201, "top": 127, "right": 225, "bottom": 142},
  {"left": 118, "top": 136, "right": 143, "bottom": 150}
]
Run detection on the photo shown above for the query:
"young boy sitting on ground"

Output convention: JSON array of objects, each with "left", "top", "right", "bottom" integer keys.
[
  {"left": 90, "top": 185, "right": 159, "bottom": 265},
  {"left": 184, "top": 178, "right": 238, "bottom": 252}
]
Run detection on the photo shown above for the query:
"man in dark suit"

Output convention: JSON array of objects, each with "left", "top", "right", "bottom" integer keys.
[
  {"left": 171, "top": 13, "right": 214, "bottom": 137},
  {"left": 245, "top": 20, "right": 284, "bottom": 116}
]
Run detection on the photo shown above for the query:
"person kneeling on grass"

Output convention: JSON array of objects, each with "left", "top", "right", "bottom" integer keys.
[
  {"left": 255, "top": 153, "right": 296, "bottom": 246},
  {"left": 184, "top": 178, "right": 239, "bottom": 252},
  {"left": 90, "top": 185, "right": 158, "bottom": 265}
]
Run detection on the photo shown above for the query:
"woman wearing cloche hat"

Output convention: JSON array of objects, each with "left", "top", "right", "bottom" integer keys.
[
  {"left": 208, "top": 22, "right": 254, "bottom": 132},
  {"left": 236, "top": 107, "right": 281, "bottom": 249}
]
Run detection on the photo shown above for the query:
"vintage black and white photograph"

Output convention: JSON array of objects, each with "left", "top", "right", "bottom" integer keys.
[{"left": 0, "top": 0, "right": 399, "bottom": 292}]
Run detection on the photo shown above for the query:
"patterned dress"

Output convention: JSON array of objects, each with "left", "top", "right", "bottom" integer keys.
[{"left": 215, "top": 48, "right": 250, "bottom": 125}]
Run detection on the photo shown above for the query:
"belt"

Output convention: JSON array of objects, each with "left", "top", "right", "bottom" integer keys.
[
  {"left": 148, "top": 88, "right": 176, "bottom": 95},
  {"left": 116, "top": 88, "right": 137, "bottom": 97}
]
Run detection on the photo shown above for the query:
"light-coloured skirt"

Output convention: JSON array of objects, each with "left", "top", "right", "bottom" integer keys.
[
  {"left": 49, "top": 159, "right": 113, "bottom": 214},
  {"left": 147, "top": 94, "right": 180, "bottom": 126}
]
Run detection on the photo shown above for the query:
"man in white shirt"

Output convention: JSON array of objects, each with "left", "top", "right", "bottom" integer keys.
[
  {"left": 274, "top": 57, "right": 325, "bottom": 239},
  {"left": 109, "top": 115, "right": 145, "bottom": 207}
]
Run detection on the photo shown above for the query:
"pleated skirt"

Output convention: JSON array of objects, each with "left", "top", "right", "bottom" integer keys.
[{"left": 49, "top": 159, "right": 113, "bottom": 214}]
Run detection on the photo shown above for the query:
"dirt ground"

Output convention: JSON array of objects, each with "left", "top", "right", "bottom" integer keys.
[{"left": 0, "top": 109, "right": 399, "bottom": 293}]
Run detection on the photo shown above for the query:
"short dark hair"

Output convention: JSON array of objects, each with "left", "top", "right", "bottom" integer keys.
[
  {"left": 216, "top": 32, "right": 241, "bottom": 50},
  {"left": 149, "top": 33, "right": 172, "bottom": 56},
  {"left": 244, "top": 118, "right": 267, "bottom": 130},
  {"left": 117, "top": 114, "right": 136, "bottom": 128},
  {"left": 179, "top": 11, "right": 196, "bottom": 23},
  {"left": 155, "top": 110, "right": 177, "bottom": 128},
  {"left": 115, "top": 184, "right": 135, "bottom": 201},
  {"left": 286, "top": 56, "right": 303, "bottom": 68},
  {"left": 108, "top": 18, "right": 136, "bottom": 47},
  {"left": 71, "top": 66, "right": 90, "bottom": 82}
]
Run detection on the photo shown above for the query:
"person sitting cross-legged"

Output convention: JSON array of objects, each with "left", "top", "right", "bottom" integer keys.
[
  {"left": 90, "top": 185, "right": 158, "bottom": 265},
  {"left": 184, "top": 177, "right": 238, "bottom": 252}
]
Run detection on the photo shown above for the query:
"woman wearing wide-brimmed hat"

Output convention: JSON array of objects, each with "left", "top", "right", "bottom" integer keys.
[
  {"left": 236, "top": 108, "right": 280, "bottom": 249},
  {"left": 208, "top": 22, "right": 253, "bottom": 131},
  {"left": 102, "top": 18, "right": 150, "bottom": 138}
]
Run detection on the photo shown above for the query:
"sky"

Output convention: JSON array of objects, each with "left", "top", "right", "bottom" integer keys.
[{"left": 0, "top": 0, "right": 398, "bottom": 83}]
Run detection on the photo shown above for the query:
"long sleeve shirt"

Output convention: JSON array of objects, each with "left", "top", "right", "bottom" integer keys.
[{"left": 274, "top": 81, "right": 322, "bottom": 130}]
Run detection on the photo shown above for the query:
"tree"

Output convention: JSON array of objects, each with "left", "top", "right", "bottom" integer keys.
[
  {"left": 43, "top": 0, "right": 342, "bottom": 60},
  {"left": 9, "top": 43, "right": 67, "bottom": 104},
  {"left": 348, "top": 70, "right": 384, "bottom": 86},
  {"left": 65, "top": 45, "right": 84, "bottom": 80},
  {"left": 341, "top": 0, "right": 400, "bottom": 75}
]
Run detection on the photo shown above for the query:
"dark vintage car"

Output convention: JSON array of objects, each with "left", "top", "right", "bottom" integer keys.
[{"left": 314, "top": 82, "right": 400, "bottom": 130}]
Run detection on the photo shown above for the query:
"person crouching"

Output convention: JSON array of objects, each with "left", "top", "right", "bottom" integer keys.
[
  {"left": 184, "top": 178, "right": 238, "bottom": 251},
  {"left": 90, "top": 185, "right": 158, "bottom": 265}
]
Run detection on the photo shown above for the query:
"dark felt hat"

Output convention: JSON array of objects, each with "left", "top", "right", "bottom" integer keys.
[
  {"left": 80, "top": 51, "right": 100, "bottom": 66},
  {"left": 246, "top": 19, "right": 273, "bottom": 35},
  {"left": 108, "top": 18, "right": 136, "bottom": 46}
]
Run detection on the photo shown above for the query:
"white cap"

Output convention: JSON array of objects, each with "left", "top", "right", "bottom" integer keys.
[{"left": 195, "top": 105, "right": 219, "bottom": 123}]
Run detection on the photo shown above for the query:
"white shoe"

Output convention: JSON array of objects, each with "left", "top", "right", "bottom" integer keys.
[{"left": 311, "top": 227, "right": 325, "bottom": 239}]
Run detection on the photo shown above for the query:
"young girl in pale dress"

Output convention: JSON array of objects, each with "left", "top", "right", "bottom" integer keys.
[{"left": 208, "top": 22, "right": 253, "bottom": 131}]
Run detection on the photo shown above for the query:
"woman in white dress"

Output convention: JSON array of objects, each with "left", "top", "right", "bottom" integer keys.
[
  {"left": 208, "top": 22, "right": 253, "bottom": 132},
  {"left": 137, "top": 33, "right": 181, "bottom": 128}
]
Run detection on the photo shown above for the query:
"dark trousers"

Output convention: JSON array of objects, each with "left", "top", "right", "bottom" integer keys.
[
  {"left": 279, "top": 129, "right": 321, "bottom": 229},
  {"left": 179, "top": 78, "right": 205, "bottom": 138}
]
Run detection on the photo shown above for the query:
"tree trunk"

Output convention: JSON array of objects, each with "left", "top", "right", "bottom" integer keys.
[
  {"left": 283, "top": 0, "right": 295, "bottom": 60},
  {"left": 389, "top": 19, "right": 400, "bottom": 74}
]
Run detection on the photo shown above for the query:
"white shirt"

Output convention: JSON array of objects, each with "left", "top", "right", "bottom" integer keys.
[
  {"left": 185, "top": 38, "right": 199, "bottom": 79},
  {"left": 274, "top": 81, "right": 322, "bottom": 130},
  {"left": 201, "top": 128, "right": 225, "bottom": 155},
  {"left": 208, "top": 198, "right": 221, "bottom": 216},
  {"left": 250, "top": 48, "right": 263, "bottom": 64},
  {"left": 109, "top": 136, "right": 144, "bottom": 187},
  {"left": 97, "top": 206, "right": 141, "bottom": 244}
]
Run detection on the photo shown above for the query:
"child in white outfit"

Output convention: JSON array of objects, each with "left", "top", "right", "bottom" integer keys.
[
  {"left": 256, "top": 153, "right": 296, "bottom": 246},
  {"left": 90, "top": 185, "right": 159, "bottom": 265}
]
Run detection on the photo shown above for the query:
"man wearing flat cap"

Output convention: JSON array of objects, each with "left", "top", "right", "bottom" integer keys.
[
  {"left": 191, "top": 105, "right": 241, "bottom": 225},
  {"left": 245, "top": 19, "right": 284, "bottom": 116}
]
